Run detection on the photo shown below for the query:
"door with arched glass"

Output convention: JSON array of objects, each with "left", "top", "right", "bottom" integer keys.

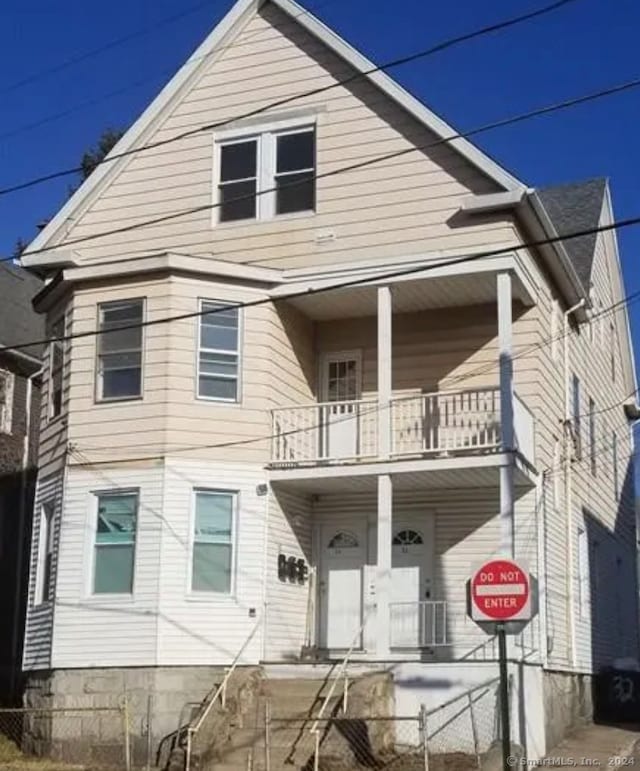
[{"left": 319, "top": 523, "right": 366, "bottom": 649}]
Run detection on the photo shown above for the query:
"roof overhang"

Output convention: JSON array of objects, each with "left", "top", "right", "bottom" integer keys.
[
  {"left": 462, "top": 190, "right": 590, "bottom": 320},
  {"left": 20, "top": 0, "right": 525, "bottom": 271}
]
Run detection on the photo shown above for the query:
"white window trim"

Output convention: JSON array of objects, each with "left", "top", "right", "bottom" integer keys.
[
  {"left": 95, "top": 298, "right": 146, "bottom": 403},
  {"left": 187, "top": 488, "right": 238, "bottom": 600},
  {"left": 196, "top": 298, "right": 243, "bottom": 404},
  {"left": 550, "top": 299, "right": 559, "bottom": 362},
  {"left": 48, "top": 313, "right": 66, "bottom": 422},
  {"left": 212, "top": 118, "right": 316, "bottom": 227},
  {"left": 0, "top": 369, "right": 14, "bottom": 434},
  {"left": 35, "top": 501, "right": 55, "bottom": 606},
  {"left": 577, "top": 526, "right": 589, "bottom": 619},
  {"left": 87, "top": 489, "right": 139, "bottom": 599}
]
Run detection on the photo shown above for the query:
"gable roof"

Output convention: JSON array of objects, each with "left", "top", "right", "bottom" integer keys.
[
  {"left": 537, "top": 178, "right": 607, "bottom": 290},
  {"left": 0, "top": 262, "right": 45, "bottom": 361},
  {"left": 22, "top": 0, "right": 524, "bottom": 266}
]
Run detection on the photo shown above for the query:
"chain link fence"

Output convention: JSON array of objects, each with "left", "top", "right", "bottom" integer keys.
[{"left": 0, "top": 703, "right": 131, "bottom": 770}]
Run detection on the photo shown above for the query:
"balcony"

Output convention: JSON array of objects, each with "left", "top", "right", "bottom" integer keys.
[{"left": 270, "top": 386, "right": 534, "bottom": 468}]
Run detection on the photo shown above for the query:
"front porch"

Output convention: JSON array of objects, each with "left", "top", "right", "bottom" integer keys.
[{"left": 265, "top": 464, "right": 539, "bottom": 663}]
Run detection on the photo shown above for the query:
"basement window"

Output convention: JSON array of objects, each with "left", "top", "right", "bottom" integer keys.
[{"left": 215, "top": 125, "right": 316, "bottom": 223}]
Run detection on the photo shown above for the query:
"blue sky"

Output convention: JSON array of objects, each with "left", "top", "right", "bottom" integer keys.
[{"left": 1, "top": 0, "right": 639, "bottom": 362}]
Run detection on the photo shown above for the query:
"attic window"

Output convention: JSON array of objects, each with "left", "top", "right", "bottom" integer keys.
[{"left": 215, "top": 125, "right": 316, "bottom": 223}]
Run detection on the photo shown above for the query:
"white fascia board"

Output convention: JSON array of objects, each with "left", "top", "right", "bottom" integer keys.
[
  {"left": 23, "top": 0, "right": 525, "bottom": 270},
  {"left": 21, "top": 0, "right": 260, "bottom": 267},
  {"left": 272, "top": 0, "right": 526, "bottom": 193},
  {"left": 602, "top": 184, "right": 638, "bottom": 399},
  {"left": 63, "top": 252, "right": 282, "bottom": 285},
  {"left": 461, "top": 190, "right": 526, "bottom": 213}
]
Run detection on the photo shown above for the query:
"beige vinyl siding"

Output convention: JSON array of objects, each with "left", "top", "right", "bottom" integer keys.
[
  {"left": 45, "top": 3, "right": 513, "bottom": 270},
  {"left": 50, "top": 463, "right": 163, "bottom": 668},
  {"left": 264, "top": 487, "right": 312, "bottom": 660},
  {"left": 23, "top": 471, "right": 63, "bottom": 670},
  {"left": 157, "top": 459, "right": 265, "bottom": 666}
]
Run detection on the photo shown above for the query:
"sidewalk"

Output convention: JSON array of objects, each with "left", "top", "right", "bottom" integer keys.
[{"left": 542, "top": 723, "right": 640, "bottom": 767}]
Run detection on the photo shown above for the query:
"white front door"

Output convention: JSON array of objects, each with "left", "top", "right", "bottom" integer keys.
[
  {"left": 321, "top": 352, "right": 361, "bottom": 459},
  {"left": 390, "top": 522, "right": 434, "bottom": 648},
  {"left": 320, "top": 523, "right": 366, "bottom": 650}
]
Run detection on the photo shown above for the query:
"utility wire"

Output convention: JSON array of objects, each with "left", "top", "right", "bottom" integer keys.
[
  {"left": 8, "top": 73, "right": 640, "bottom": 262},
  {"left": 0, "top": 0, "right": 340, "bottom": 142},
  {"left": 0, "top": 0, "right": 580, "bottom": 197},
  {"left": 5, "top": 214, "right": 640, "bottom": 356},
  {"left": 0, "top": 0, "right": 214, "bottom": 97}
]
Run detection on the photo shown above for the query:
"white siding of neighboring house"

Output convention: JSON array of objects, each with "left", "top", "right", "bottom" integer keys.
[{"left": 23, "top": 471, "right": 64, "bottom": 670}]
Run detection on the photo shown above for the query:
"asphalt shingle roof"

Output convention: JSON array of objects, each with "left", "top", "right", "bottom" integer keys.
[
  {"left": 0, "top": 262, "right": 45, "bottom": 359},
  {"left": 537, "top": 178, "right": 607, "bottom": 291}
]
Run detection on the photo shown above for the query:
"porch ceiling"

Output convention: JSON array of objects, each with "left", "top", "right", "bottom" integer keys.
[
  {"left": 268, "top": 455, "right": 535, "bottom": 494},
  {"left": 283, "top": 267, "right": 533, "bottom": 321}
]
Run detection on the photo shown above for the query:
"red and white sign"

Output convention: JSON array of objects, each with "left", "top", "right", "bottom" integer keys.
[{"left": 470, "top": 558, "right": 532, "bottom": 622}]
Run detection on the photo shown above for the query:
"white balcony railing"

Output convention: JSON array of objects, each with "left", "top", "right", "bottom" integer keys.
[
  {"left": 271, "top": 398, "right": 378, "bottom": 465},
  {"left": 270, "top": 387, "right": 534, "bottom": 466},
  {"left": 390, "top": 600, "right": 448, "bottom": 648}
]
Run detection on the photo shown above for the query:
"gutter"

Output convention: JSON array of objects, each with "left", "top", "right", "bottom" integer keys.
[{"left": 563, "top": 298, "right": 585, "bottom": 669}]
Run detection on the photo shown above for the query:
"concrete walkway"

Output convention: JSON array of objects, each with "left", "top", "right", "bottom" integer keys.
[{"left": 544, "top": 723, "right": 640, "bottom": 767}]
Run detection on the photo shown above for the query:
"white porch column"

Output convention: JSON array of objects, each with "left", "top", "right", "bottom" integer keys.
[
  {"left": 376, "top": 473, "right": 393, "bottom": 657},
  {"left": 498, "top": 271, "right": 515, "bottom": 557},
  {"left": 377, "top": 285, "right": 392, "bottom": 458}
]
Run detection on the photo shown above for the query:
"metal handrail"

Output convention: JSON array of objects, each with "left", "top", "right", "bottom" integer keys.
[
  {"left": 185, "top": 617, "right": 262, "bottom": 771},
  {"left": 309, "top": 612, "right": 371, "bottom": 771}
]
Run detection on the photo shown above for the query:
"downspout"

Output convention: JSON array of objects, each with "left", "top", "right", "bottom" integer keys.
[
  {"left": 563, "top": 299, "right": 585, "bottom": 669},
  {"left": 10, "top": 367, "right": 40, "bottom": 699}
]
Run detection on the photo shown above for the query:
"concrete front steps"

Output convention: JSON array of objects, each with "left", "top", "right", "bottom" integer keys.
[{"left": 189, "top": 668, "right": 393, "bottom": 771}]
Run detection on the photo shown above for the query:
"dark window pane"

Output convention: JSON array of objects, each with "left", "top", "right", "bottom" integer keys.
[
  {"left": 99, "top": 325, "right": 142, "bottom": 354},
  {"left": 199, "top": 352, "right": 238, "bottom": 377},
  {"left": 275, "top": 172, "right": 315, "bottom": 214},
  {"left": 220, "top": 141, "right": 257, "bottom": 182},
  {"left": 192, "top": 543, "right": 232, "bottom": 592},
  {"left": 276, "top": 131, "right": 315, "bottom": 173},
  {"left": 219, "top": 181, "right": 256, "bottom": 222},
  {"left": 101, "top": 301, "right": 143, "bottom": 327},
  {"left": 198, "top": 375, "right": 237, "bottom": 400},
  {"left": 102, "top": 368, "right": 142, "bottom": 399},
  {"left": 100, "top": 351, "right": 142, "bottom": 371},
  {"left": 94, "top": 544, "right": 134, "bottom": 593},
  {"left": 200, "top": 323, "right": 238, "bottom": 352}
]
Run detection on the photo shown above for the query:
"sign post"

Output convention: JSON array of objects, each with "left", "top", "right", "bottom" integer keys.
[{"left": 467, "top": 558, "right": 535, "bottom": 771}]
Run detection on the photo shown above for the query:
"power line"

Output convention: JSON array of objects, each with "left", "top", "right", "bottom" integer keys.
[
  {"left": 8, "top": 73, "right": 640, "bottom": 263},
  {"left": 0, "top": 0, "right": 340, "bottom": 143},
  {"left": 0, "top": 0, "right": 580, "bottom": 197},
  {"left": 5, "top": 214, "right": 640, "bottom": 356},
  {"left": 0, "top": 0, "right": 214, "bottom": 98}
]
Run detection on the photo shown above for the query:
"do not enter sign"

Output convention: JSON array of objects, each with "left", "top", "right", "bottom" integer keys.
[{"left": 470, "top": 558, "right": 532, "bottom": 622}]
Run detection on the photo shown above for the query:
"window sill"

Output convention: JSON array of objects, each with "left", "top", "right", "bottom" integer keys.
[
  {"left": 213, "top": 209, "right": 316, "bottom": 230},
  {"left": 83, "top": 594, "right": 136, "bottom": 604},
  {"left": 46, "top": 414, "right": 66, "bottom": 428},
  {"left": 195, "top": 396, "right": 242, "bottom": 406},
  {"left": 95, "top": 395, "right": 144, "bottom": 405}
]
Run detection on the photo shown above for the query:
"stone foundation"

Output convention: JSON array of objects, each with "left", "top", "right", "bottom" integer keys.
[
  {"left": 23, "top": 665, "right": 230, "bottom": 767},
  {"left": 542, "top": 669, "right": 593, "bottom": 752}
]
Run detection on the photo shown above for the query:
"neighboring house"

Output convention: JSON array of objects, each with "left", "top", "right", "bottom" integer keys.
[
  {"left": 18, "top": 0, "right": 638, "bottom": 759},
  {"left": 0, "top": 263, "right": 43, "bottom": 701}
]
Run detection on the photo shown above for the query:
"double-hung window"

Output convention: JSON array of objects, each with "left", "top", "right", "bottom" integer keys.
[
  {"left": 0, "top": 369, "right": 14, "bottom": 434},
  {"left": 216, "top": 125, "right": 315, "bottom": 223},
  {"left": 35, "top": 502, "right": 55, "bottom": 605},
  {"left": 198, "top": 301, "right": 240, "bottom": 401},
  {"left": 96, "top": 299, "right": 144, "bottom": 401},
  {"left": 589, "top": 397, "right": 596, "bottom": 475},
  {"left": 49, "top": 316, "right": 65, "bottom": 419},
  {"left": 192, "top": 490, "right": 235, "bottom": 593},
  {"left": 93, "top": 492, "right": 138, "bottom": 594}
]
